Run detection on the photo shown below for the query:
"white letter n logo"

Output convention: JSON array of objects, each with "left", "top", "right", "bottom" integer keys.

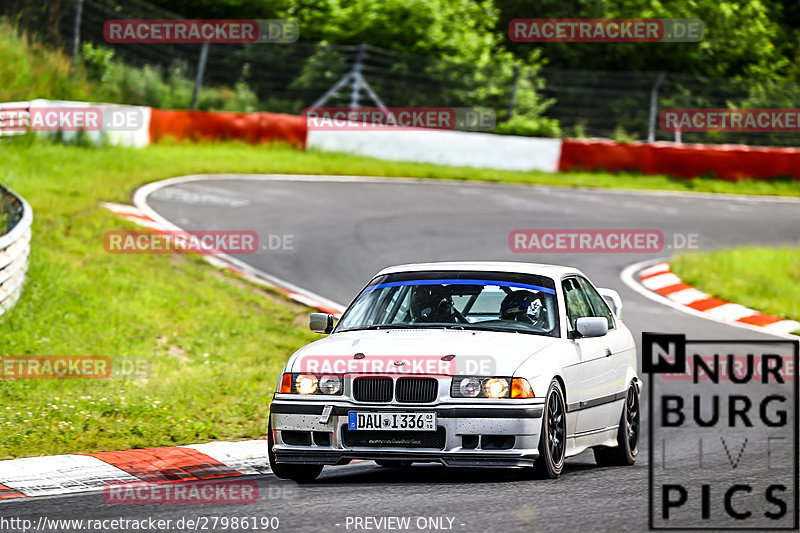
[{"left": 642, "top": 333, "right": 686, "bottom": 374}]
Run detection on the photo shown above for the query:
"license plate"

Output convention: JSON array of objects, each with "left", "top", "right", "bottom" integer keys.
[{"left": 348, "top": 412, "right": 437, "bottom": 431}]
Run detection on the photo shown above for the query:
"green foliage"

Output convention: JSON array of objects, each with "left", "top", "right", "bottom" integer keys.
[
  {"left": 280, "top": 0, "right": 503, "bottom": 67},
  {"left": 0, "top": 20, "right": 96, "bottom": 102},
  {"left": 497, "top": 0, "right": 794, "bottom": 81},
  {"left": 80, "top": 43, "right": 258, "bottom": 111},
  {"left": 610, "top": 125, "right": 638, "bottom": 143},
  {"left": 495, "top": 114, "right": 561, "bottom": 137},
  {"left": 571, "top": 121, "right": 589, "bottom": 138}
]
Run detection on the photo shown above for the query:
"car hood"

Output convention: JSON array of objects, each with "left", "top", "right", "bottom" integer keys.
[{"left": 286, "top": 329, "right": 562, "bottom": 376}]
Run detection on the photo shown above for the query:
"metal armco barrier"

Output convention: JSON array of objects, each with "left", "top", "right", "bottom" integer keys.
[{"left": 0, "top": 184, "right": 32, "bottom": 316}]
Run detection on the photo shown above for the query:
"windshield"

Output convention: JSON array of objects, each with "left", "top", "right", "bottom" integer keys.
[{"left": 336, "top": 271, "right": 560, "bottom": 337}]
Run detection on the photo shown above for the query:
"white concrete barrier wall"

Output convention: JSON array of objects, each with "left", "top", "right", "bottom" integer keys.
[
  {"left": 307, "top": 128, "right": 563, "bottom": 172},
  {"left": 0, "top": 185, "right": 33, "bottom": 317},
  {"left": 27, "top": 99, "right": 151, "bottom": 148}
]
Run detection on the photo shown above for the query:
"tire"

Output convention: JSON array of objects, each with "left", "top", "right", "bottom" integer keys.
[
  {"left": 531, "top": 379, "right": 567, "bottom": 479},
  {"left": 375, "top": 460, "right": 413, "bottom": 468},
  {"left": 594, "top": 383, "right": 640, "bottom": 467},
  {"left": 267, "top": 420, "right": 324, "bottom": 483}
]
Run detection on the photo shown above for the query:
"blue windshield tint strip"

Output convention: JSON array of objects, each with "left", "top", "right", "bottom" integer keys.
[{"left": 364, "top": 278, "right": 556, "bottom": 295}]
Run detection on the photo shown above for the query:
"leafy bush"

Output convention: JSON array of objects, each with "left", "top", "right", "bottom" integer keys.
[
  {"left": 81, "top": 43, "right": 258, "bottom": 111},
  {"left": 0, "top": 20, "right": 96, "bottom": 102},
  {"left": 494, "top": 114, "right": 561, "bottom": 138}
]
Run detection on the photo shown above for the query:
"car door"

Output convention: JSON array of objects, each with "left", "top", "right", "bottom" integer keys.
[
  {"left": 577, "top": 277, "right": 631, "bottom": 429},
  {"left": 561, "top": 277, "right": 618, "bottom": 434}
]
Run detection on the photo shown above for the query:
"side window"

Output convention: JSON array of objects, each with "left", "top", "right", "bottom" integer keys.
[
  {"left": 578, "top": 277, "right": 615, "bottom": 329},
  {"left": 561, "top": 278, "right": 593, "bottom": 330}
]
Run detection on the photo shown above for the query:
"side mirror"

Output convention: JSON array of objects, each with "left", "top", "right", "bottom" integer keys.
[
  {"left": 575, "top": 317, "right": 608, "bottom": 338},
  {"left": 309, "top": 312, "right": 334, "bottom": 334},
  {"left": 598, "top": 288, "right": 623, "bottom": 320}
]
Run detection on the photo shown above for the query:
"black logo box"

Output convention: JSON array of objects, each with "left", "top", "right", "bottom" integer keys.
[{"left": 644, "top": 333, "right": 799, "bottom": 531}]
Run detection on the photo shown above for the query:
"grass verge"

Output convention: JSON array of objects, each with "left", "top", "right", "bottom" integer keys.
[
  {"left": 671, "top": 247, "right": 800, "bottom": 333},
  {"left": 1, "top": 140, "right": 799, "bottom": 459}
]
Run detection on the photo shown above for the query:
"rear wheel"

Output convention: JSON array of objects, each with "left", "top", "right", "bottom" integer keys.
[
  {"left": 594, "top": 383, "right": 639, "bottom": 466},
  {"left": 268, "top": 420, "right": 324, "bottom": 483},
  {"left": 530, "top": 380, "right": 567, "bottom": 479}
]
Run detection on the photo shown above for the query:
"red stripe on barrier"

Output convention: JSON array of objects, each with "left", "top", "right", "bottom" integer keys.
[
  {"left": 654, "top": 282, "right": 692, "bottom": 296},
  {"left": 737, "top": 313, "right": 783, "bottom": 327},
  {"left": 82, "top": 447, "right": 241, "bottom": 483},
  {"left": 686, "top": 297, "right": 727, "bottom": 312},
  {"left": 0, "top": 483, "right": 24, "bottom": 499},
  {"left": 559, "top": 139, "right": 800, "bottom": 181},
  {"left": 148, "top": 109, "right": 307, "bottom": 146}
]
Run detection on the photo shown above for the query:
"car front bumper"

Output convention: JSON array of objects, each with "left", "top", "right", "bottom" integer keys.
[{"left": 270, "top": 399, "right": 545, "bottom": 468}]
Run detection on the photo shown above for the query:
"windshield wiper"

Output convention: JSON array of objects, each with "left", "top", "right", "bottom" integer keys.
[
  {"left": 358, "top": 324, "right": 412, "bottom": 330},
  {"left": 442, "top": 324, "right": 526, "bottom": 334},
  {"left": 442, "top": 324, "right": 502, "bottom": 332}
]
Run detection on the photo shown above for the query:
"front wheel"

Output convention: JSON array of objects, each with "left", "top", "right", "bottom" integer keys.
[
  {"left": 594, "top": 383, "right": 640, "bottom": 466},
  {"left": 530, "top": 379, "right": 567, "bottom": 479},
  {"left": 268, "top": 420, "right": 323, "bottom": 483}
]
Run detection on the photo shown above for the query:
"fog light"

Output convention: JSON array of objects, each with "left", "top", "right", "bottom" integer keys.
[
  {"left": 295, "top": 374, "right": 319, "bottom": 395},
  {"left": 484, "top": 378, "right": 509, "bottom": 398},
  {"left": 458, "top": 377, "right": 482, "bottom": 398}
]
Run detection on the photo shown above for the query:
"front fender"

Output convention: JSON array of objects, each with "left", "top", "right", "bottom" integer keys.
[{"left": 513, "top": 343, "right": 576, "bottom": 404}]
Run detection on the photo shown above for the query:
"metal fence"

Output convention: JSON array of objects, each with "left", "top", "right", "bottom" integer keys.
[
  {"left": 4, "top": 0, "right": 800, "bottom": 146},
  {"left": 0, "top": 184, "right": 33, "bottom": 317}
]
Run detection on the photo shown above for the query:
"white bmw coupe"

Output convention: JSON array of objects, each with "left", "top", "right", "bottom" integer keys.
[{"left": 269, "top": 262, "right": 641, "bottom": 481}]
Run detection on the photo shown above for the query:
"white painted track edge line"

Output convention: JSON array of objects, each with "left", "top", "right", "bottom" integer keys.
[{"left": 620, "top": 258, "right": 799, "bottom": 340}]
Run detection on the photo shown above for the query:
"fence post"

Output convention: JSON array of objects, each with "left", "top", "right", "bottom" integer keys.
[
  {"left": 647, "top": 71, "right": 665, "bottom": 142},
  {"left": 69, "top": 0, "right": 84, "bottom": 76},
  {"left": 350, "top": 43, "right": 367, "bottom": 109},
  {"left": 190, "top": 41, "right": 210, "bottom": 110},
  {"left": 508, "top": 64, "right": 520, "bottom": 119}
]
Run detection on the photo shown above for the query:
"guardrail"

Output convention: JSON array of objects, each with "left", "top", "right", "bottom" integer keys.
[{"left": 0, "top": 183, "right": 33, "bottom": 316}]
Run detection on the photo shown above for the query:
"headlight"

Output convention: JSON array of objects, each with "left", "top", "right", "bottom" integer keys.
[
  {"left": 457, "top": 377, "right": 482, "bottom": 398},
  {"left": 484, "top": 378, "right": 509, "bottom": 398},
  {"left": 281, "top": 373, "right": 344, "bottom": 395},
  {"left": 451, "top": 377, "right": 515, "bottom": 398},
  {"left": 295, "top": 374, "right": 319, "bottom": 395},
  {"left": 318, "top": 374, "right": 342, "bottom": 395}
]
